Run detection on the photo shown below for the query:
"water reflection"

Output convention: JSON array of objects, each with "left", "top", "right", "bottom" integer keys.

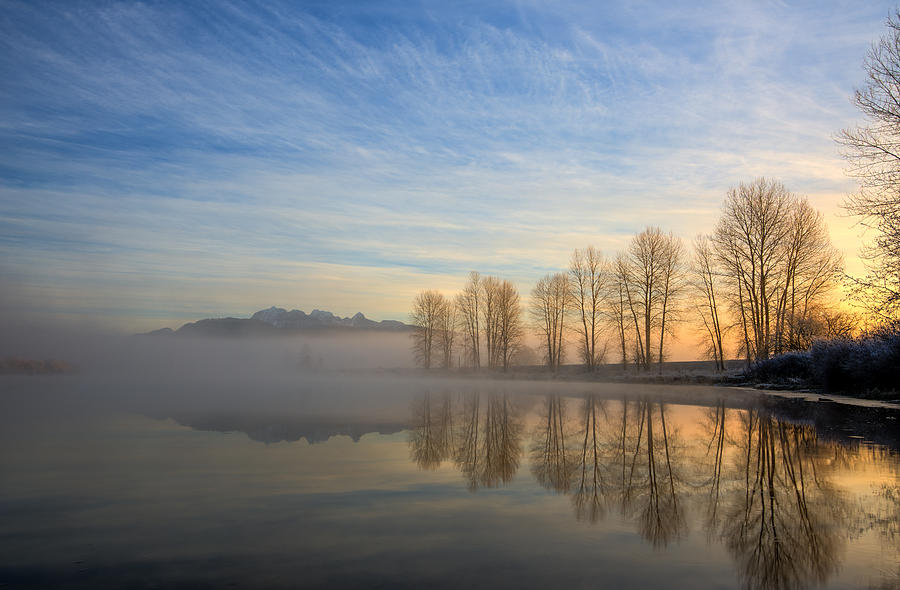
[
  {"left": 409, "top": 392, "right": 524, "bottom": 490},
  {"left": 3, "top": 381, "right": 897, "bottom": 590},
  {"left": 858, "top": 475, "right": 900, "bottom": 590},
  {"left": 530, "top": 395, "right": 575, "bottom": 494},
  {"left": 409, "top": 391, "right": 900, "bottom": 590},
  {"left": 572, "top": 395, "right": 608, "bottom": 523},
  {"left": 625, "top": 401, "right": 686, "bottom": 547},
  {"left": 718, "top": 410, "right": 844, "bottom": 590},
  {"left": 529, "top": 397, "right": 687, "bottom": 543},
  {"left": 699, "top": 401, "right": 728, "bottom": 536},
  {"left": 409, "top": 393, "right": 454, "bottom": 469},
  {"left": 456, "top": 393, "right": 523, "bottom": 490}
]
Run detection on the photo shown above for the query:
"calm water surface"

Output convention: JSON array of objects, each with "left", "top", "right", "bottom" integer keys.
[{"left": 1, "top": 376, "right": 898, "bottom": 589}]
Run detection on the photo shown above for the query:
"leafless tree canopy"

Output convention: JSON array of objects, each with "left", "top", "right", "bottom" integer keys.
[
  {"left": 837, "top": 11, "right": 900, "bottom": 322},
  {"left": 610, "top": 227, "right": 684, "bottom": 371},
  {"left": 530, "top": 272, "right": 571, "bottom": 370},
  {"left": 411, "top": 272, "right": 522, "bottom": 371},
  {"left": 412, "top": 181, "right": 843, "bottom": 370},
  {"left": 495, "top": 279, "right": 524, "bottom": 370},
  {"left": 409, "top": 290, "right": 445, "bottom": 369},
  {"left": 436, "top": 297, "right": 457, "bottom": 368},
  {"left": 569, "top": 246, "right": 608, "bottom": 370},
  {"left": 455, "top": 272, "right": 482, "bottom": 369},
  {"left": 478, "top": 276, "right": 524, "bottom": 370},
  {"left": 608, "top": 253, "right": 635, "bottom": 369},
  {"left": 713, "top": 179, "right": 842, "bottom": 362},
  {"left": 691, "top": 235, "right": 727, "bottom": 370}
]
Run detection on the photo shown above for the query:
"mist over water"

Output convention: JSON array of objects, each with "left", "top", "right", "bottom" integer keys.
[
  {"left": 1, "top": 347, "right": 898, "bottom": 590},
  {"left": 0, "top": 319, "right": 416, "bottom": 377},
  {"left": 5, "top": 0, "right": 900, "bottom": 586}
]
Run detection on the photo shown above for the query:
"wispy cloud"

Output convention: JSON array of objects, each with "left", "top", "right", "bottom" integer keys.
[{"left": 0, "top": 0, "right": 893, "bottom": 329}]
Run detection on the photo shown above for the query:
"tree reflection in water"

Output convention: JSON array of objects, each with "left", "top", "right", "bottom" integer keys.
[
  {"left": 409, "top": 392, "right": 895, "bottom": 590},
  {"left": 530, "top": 395, "right": 576, "bottom": 494},
  {"left": 409, "top": 391, "right": 523, "bottom": 490},
  {"left": 456, "top": 393, "right": 523, "bottom": 490},
  {"left": 527, "top": 395, "right": 686, "bottom": 540},
  {"left": 699, "top": 401, "right": 729, "bottom": 536},
  {"left": 717, "top": 410, "right": 844, "bottom": 590},
  {"left": 573, "top": 395, "right": 609, "bottom": 523},
  {"left": 620, "top": 400, "right": 685, "bottom": 547},
  {"left": 528, "top": 394, "right": 612, "bottom": 522},
  {"left": 409, "top": 392, "right": 455, "bottom": 470}
]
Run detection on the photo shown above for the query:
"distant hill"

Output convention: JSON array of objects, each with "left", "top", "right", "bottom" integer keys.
[{"left": 140, "top": 307, "right": 414, "bottom": 337}]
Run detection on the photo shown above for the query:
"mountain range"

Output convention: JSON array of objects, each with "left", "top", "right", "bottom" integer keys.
[{"left": 142, "top": 306, "right": 414, "bottom": 337}]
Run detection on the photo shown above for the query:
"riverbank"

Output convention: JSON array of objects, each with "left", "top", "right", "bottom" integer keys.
[
  {"left": 364, "top": 359, "right": 742, "bottom": 385},
  {"left": 360, "top": 357, "right": 900, "bottom": 406},
  {"left": 742, "top": 329, "right": 900, "bottom": 401}
]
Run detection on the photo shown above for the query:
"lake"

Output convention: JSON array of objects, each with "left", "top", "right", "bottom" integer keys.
[{"left": 1, "top": 375, "right": 898, "bottom": 589}]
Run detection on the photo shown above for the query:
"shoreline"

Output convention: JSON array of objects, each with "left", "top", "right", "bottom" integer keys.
[{"left": 355, "top": 364, "right": 900, "bottom": 408}]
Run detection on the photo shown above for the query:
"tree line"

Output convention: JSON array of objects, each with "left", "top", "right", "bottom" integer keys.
[
  {"left": 412, "top": 12, "right": 900, "bottom": 372},
  {"left": 411, "top": 178, "right": 852, "bottom": 371}
]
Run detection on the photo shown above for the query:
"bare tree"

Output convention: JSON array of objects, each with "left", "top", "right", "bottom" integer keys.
[
  {"left": 616, "top": 227, "right": 684, "bottom": 371},
  {"left": 608, "top": 253, "right": 634, "bottom": 369},
  {"left": 530, "top": 272, "right": 571, "bottom": 370},
  {"left": 436, "top": 297, "right": 458, "bottom": 368},
  {"left": 837, "top": 11, "right": 900, "bottom": 322},
  {"left": 655, "top": 232, "right": 685, "bottom": 372},
  {"left": 455, "top": 272, "right": 482, "bottom": 368},
  {"left": 691, "top": 235, "right": 727, "bottom": 371},
  {"left": 495, "top": 279, "right": 523, "bottom": 370},
  {"left": 714, "top": 179, "right": 794, "bottom": 361},
  {"left": 569, "top": 246, "right": 608, "bottom": 370},
  {"left": 481, "top": 276, "right": 502, "bottom": 369},
  {"left": 410, "top": 290, "right": 446, "bottom": 368},
  {"left": 615, "top": 252, "right": 642, "bottom": 366},
  {"left": 452, "top": 272, "right": 521, "bottom": 371},
  {"left": 713, "top": 179, "right": 842, "bottom": 361},
  {"left": 774, "top": 199, "right": 843, "bottom": 353},
  {"left": 820, "top": 308, "right": 858, "bottom": 340}
]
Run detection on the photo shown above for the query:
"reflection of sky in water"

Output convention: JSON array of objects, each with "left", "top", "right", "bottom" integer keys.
[{"left": 1, "top": 384, "right": 898, "bottom": 589}]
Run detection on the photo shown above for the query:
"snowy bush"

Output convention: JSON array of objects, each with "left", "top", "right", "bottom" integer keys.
[
  {"left": 747, "top": 351, "right": 812, "bottom": 384},
  {"left": 747, "top": 327, "right": 899, "bottom": 395}
]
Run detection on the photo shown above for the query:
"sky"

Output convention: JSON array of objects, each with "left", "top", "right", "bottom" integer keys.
[{"left": 0, "top": 0, "right": 896, "bottom": 339}]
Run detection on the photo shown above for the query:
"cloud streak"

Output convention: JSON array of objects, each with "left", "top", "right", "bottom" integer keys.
[{"left": 0, "top": 0, "right": 893, "bottom": 332}]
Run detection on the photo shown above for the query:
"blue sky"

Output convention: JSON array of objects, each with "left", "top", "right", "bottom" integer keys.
[{"left": 0, "top": 0, "right": 895, "bottom": 330}]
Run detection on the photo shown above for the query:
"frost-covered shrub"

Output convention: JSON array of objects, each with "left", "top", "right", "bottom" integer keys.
[
  {"left": 748, "top": 351, "right": 812, "bottom": 384},
  {"left": 751, "top": 327, "right": 900, "bottom": 394},
  {"left": 860, "top": 328, "right": 900, "bottom": 392},
  {"left": 809, "top": 338, "right": 857, "bottom": 393}
]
